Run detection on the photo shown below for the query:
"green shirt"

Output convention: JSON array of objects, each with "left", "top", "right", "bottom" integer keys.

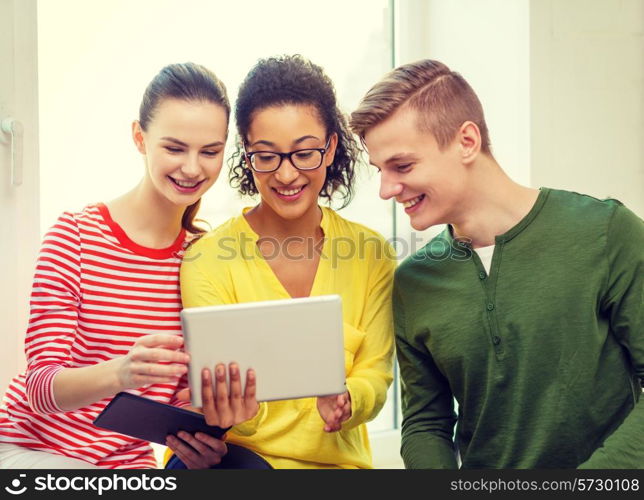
[{"left": 394, "top": 188, "right": 643, "bottom": 468}]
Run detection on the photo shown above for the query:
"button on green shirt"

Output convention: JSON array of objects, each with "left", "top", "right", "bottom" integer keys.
[{"left": 394, "top": 188, "right": 644, "bottom": 468}]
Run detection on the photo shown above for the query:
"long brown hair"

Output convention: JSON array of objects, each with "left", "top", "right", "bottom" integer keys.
[{"left": 181, "top": 200, "right": 207, "bottom": 236}]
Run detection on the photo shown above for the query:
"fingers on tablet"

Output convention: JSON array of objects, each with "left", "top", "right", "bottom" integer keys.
[
  {"left": 244, "top": 369, "right": 257, "bottom": 401},
  {"left": 201, "top": 368, "right": 220, "bottom": 426},
  {"left": 200, "top": 363, "right": 258, "bottom": 427},
  {"left": 229, "top": 363, "right": 243, "bottom": 417},
  {"left": 215, "top": 364, "right": 234, "bottom": 427},
  {"left": 138, "top": 334, "right": 184, "bottom": 349}
]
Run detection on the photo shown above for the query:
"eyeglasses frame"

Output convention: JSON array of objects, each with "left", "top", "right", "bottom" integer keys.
[{"left": 243, "top": 137, "right": 332, "bottom": 173}]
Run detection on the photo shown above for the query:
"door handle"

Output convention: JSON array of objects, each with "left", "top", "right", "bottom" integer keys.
[{"left": 1, "top": 118, "right": 24, "bottom": 186}]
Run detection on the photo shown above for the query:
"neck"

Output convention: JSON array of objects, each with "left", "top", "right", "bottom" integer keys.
[
  {"left": 107, "top": 177, "right": 186, "bottom": 248},
  {"left": 246, "top": 201, "right": 323, "bottom": 240},
  {"left": 450, "top": 157, "right": 540, "bottom": 248}
]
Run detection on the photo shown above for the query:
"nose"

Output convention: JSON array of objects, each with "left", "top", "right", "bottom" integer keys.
[
  {"left": 274, "top": 157, "right": 299, "bottom": 185},
  {"left": 379, "top": 172, "right": 403, "bottom": 200},
  {"left": 181, "top": 152, "right": 201, "bottom": 178}
]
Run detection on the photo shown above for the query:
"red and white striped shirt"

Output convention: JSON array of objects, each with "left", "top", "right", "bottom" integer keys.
[{"left": 0, "top": 204, "right": 189, "bottom": 468}]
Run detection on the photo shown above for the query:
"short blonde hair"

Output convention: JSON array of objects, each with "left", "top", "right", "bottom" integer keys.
[{"left": 350, "top": 59, "right": 491, "bottom": 154}]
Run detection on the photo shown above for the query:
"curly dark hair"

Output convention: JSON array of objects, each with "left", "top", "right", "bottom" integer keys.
[{"left": 229, "top": 55, "right": 359, "bottom": 209}]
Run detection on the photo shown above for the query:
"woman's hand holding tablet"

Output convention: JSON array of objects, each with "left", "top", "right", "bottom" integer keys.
[
  {"left": 317, "top": 391, "right": 352, "bottom": 432},
  {"left": 115, "top": 334, "right": 189, "bottom": 390},
  {"left": 174, "top": 362, "right": 259, "bottom": 427},
  {"left": 166, "top": 362, "right": 259, "bottom": 469},
  {"left": 165, "top": 431, "right": 228, "bottom": 469}
]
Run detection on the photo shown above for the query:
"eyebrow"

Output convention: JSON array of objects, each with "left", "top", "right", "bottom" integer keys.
[
  {"left": 249, "top": 135, "right": 321, "bottom": 149},
  {"left": 369, "top": 153, "right": 418, "bottom": 168},
  {"left": 384, "top": 153, "right": 417, "bottom": 165},
  {"left": 161, "top": 137, "right": 225, "bottom": 148}
]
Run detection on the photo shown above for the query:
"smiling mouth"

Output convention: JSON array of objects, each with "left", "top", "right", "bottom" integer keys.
[
  {"left": 402, "top": 194, "right": 425, "bottom": 208},
  {"left": 169, "top": 176, "right": 204, "bottom": 189},
  {"left": 273, "top": 185, "right": 306, "bottom": 196}
]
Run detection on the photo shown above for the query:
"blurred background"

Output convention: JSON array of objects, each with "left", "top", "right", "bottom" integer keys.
[{"left": 2, "top": 0, "right": 643, "bottom": 467}]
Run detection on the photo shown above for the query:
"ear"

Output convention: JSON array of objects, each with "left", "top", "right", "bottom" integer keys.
[
  {"left": 132, "top": 120, "right": 146, "bottom": 154},
  {"left": 324, "top": 132, "right": 339, "bottom": 168},
  {"left": 458, "top": 121, "right": 481, "bottom": 165}
]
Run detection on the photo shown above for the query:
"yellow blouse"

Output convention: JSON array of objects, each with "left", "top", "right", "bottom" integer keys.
[{"left": 179, "top": 206, "right": 395, "bottom": 469}]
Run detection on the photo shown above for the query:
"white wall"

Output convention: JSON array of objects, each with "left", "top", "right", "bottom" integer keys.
[
  {"left": 531, "top": 0, "right": 644, "bottom": 216},
  {"left": 397, "top": 0, "right": 532, "bottom": 185},
  {"left": 394, "top": 0, "right": 532, "bottom": 247},
  {"left": 37, "top": 0, "right": 394, "bottom": 237},
  {"left": 394, "top": 0, "right": 642, "bottom": 241},
  {"left": 0, "top": 0, "right": 40, "bottom": 394}
]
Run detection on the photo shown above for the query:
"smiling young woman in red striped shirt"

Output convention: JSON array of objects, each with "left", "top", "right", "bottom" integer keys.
[{"left": 0, "top": 63, "right": 237, "bottom": 468}]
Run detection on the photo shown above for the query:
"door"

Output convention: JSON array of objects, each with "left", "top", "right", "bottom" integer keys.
[{"left": 0, "top": 0, "right": 40, "bottom": 393}]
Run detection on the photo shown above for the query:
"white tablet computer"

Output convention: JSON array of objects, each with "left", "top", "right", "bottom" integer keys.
[{"left": 181, "top": 295, "right": 346, "bottom": 407}]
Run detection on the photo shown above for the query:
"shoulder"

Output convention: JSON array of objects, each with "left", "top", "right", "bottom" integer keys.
[
  {"left": 606, "top": 200, "right": 643, "bottom": 234},
  {"left": 182, "top": 214, "right": 255, "bottom": 275},
  {"left": 186, "top": 215, "right": 247, "bottom": 252},
  {"left": 538, "top": 188, "right": 642, "bottom": 245},
  {"left": 543, "top": 188, "right": 624, "bottom": 222},
  {"left": 395, "top": 228, "right": 451, "bottom": 280},
  {"left": 605, "top": 201, "right": 644, "bottom": 259},
  {"left": 323, "top": 207, "right": 393, "bottom": 251},
  {"left": 323, "top": 208, "right": 397, "bottom": 276},
  {"left": 42, "top": 204, "right": 105, "bottom": 242},
  {"left": 37, "top": 205, "right": 107, "bottom": 271}
]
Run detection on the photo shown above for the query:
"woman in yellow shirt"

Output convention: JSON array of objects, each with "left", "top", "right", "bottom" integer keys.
[{"left": 179, "top": 55, "right": 395, "bottom": 469}]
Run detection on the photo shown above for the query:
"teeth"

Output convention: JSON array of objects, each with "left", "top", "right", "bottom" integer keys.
[
  {"left": 173, "top": 178, "right": 199, "bottom": 188},
  {"left": 403, "top": 195, "right": 424, "bottom": 208},
  {"left": 276, "top": 187, "right": 303, "bottom": 196}
]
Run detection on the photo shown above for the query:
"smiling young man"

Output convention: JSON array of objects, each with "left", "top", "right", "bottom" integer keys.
[{"left": 350, "top": 59, "right": 644, "bottom": 469}]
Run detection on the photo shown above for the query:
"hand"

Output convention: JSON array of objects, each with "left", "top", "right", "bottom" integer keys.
[
  {"left": 115, "top": 334, "right": 189, "bottom": 390},
  {"left": 195, "top": 363, "right": 259, "bottom": 428},
  {"left": 317, "top": 392, "right": 351, "bottom": 432},
  {"left": 166, "top": 431, "right": 227, "bottom": 469}
]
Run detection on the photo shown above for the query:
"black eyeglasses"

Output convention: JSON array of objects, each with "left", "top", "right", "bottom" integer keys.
[{"left": 244, "top": 137, "right": 331, "bottom": 173}]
